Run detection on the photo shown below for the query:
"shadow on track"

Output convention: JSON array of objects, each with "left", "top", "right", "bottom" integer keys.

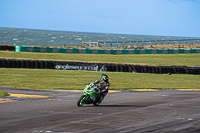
[{"left": 96, "top": 105, "right": 147, "bottom": 107}]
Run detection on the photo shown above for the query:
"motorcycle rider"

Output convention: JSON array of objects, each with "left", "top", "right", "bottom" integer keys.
[{"left": 89, "top": 74, "right": 110, "bottom": 102}]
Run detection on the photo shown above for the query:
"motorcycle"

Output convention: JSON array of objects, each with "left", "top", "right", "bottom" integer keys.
[{"left": 77, "top": 83, "right": 102, "bottom": 107}]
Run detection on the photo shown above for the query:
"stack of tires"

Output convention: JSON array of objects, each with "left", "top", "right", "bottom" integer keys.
[
  {"left": 0, "top": 59, "right": 55, "bottom": 69},
  {"left": 0, "top": 45, "right": 15, "bottom": 51},
  {"left": 106, "top": 63, "right": 200, "bottom": 75},
  {"left": 0, "top": 59, "right": 199, "bottom": 75}
]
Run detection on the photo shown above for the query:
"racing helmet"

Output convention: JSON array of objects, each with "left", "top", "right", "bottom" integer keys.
[{"left": 101, "top": 74, "right": 109, "bottom": 82}]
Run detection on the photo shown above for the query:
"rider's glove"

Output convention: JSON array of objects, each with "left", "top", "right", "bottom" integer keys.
[
  {"left": 95, "top": 88, "right": 101, "bottom": 93},
  {"left": 100, "top": 90, "right": 105, "bottom": 94},
  {"left": 90, "top": 83, "right": 94, "bottom": 88}
]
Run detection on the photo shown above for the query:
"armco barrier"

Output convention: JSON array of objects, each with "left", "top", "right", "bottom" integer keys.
[
  {"left": 0, "top": 58, "right": 200, "bottom": 75},
  {"left": 15, "top": 46, "right": 200, "bottom": 54}
]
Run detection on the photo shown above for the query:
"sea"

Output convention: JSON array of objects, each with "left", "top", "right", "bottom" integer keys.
[{"left": 0, "top": 27, "right": 197, "bottom": 47}]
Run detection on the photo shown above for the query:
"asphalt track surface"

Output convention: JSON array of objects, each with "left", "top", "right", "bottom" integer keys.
[{"left": 1, "top": 87, "right": 200, "bottom": 133}]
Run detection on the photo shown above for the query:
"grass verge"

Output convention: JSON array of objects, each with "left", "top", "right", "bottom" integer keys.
[
  {"left": 0, "top": 90, "right": 10, "bottom": 97},
  {"left": 0, "top": 51, "right": 200, "bottom": 66},
  {"left": 0, "top": 68, "right": 199, "bottom": 90}
]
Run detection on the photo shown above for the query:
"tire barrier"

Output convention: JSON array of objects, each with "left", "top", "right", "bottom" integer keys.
[
  {"left": 0, "top": 58, "right": 199, "bottom": 75},
  {"left": 23, "top": 61, "right": 29, "bottom": 68},
  {"left": 0, "top": 59, "right": 5, "bottom": 67},
  {"left": 0, "top": 45, "right": 15, "bottom": 51}
]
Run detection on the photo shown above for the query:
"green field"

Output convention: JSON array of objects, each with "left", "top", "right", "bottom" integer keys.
[
  {"left": 0, "top": 51, "right": 200, "bottom": 90},
  {"left": 1, "top": 51, "right": 200, "bottom": 66},
  {"left": 0, "top": 68, "right": 199, "bottom": 90}
]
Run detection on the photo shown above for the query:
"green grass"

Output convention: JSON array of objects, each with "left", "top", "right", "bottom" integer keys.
[
  {"left": 0, "top": 51, "right": 200, "bottom": 66},
  {"left": 0, "top": 51, "right": 200, "bottom": 90},
  {"left": 0, "top": 90, "right": 10, "bottom": 97},
  {"left": 0, "top": 68, "right": 199, "bottom": 90}
]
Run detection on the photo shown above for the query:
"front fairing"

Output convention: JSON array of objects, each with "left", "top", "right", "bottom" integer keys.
[{"left": 84, "top": 83, "right": 99, "bottom": 98}]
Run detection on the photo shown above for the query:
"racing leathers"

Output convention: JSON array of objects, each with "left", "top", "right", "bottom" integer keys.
[{"left": 91, "top": 79, "right": 110, "bottom": 101}]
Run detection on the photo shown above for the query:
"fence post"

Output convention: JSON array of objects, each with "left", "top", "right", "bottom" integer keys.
[
  {"left": 117, "top": 41, "right": 118, "bottom": 48},
  {"left": 130, "top": 41, "right": 131, "bottom": 47},
  {"left": 104, "top": 42, "right": 106, "bottom": 47},
  {"left": 178, "top": 40, "right": 181, "bottom": 48},
  {"left": 136, "top": 41, "right": 138, "bottom": 47}
]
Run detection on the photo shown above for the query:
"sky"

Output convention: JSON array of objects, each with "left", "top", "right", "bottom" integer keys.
[{"left": 0, "top": 0, "right": 200, "bottom": 37}]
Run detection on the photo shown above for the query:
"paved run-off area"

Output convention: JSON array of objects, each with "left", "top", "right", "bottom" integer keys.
[{"left": 1, "top": 87, "right": 200, "bottom": 133}]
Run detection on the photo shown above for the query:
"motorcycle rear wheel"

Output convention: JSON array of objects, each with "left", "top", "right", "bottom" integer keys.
[
  {"left": 77, "top": 95, "right": 86, "bottom": 107},
  {"left": 93, "top": 102, "right": 100, "bottom": 106},
  {"left": 93, "top": 97, "right": 102, "bottom": 106}
]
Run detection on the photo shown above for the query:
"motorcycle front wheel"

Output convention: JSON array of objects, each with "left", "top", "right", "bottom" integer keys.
[{"left": 77, "top": 95, "right": 86, "bottom": 107}]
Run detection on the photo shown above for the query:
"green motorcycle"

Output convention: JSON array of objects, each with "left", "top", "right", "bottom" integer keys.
[{"left": 77, "top": 83, "right": 102, "bottom": 106}]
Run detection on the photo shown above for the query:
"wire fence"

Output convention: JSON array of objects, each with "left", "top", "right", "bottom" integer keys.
[{"left": 82, "top": 39, "right": 200, "bottom": 48}]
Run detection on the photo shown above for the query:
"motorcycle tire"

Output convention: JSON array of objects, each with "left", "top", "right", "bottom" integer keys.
[
  {"left": 77, "top": 95, "right": 86, "bottom": 107},
  {"left": 93, "top": 97, "right": 101, "bottom": 106},
  {"left": 93, "top": 102, "right": 100, "bottom": 106}
]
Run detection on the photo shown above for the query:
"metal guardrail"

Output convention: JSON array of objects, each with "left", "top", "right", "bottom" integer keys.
[{"left": 82, "top": 39, "right": 200, "bottom": 48}]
